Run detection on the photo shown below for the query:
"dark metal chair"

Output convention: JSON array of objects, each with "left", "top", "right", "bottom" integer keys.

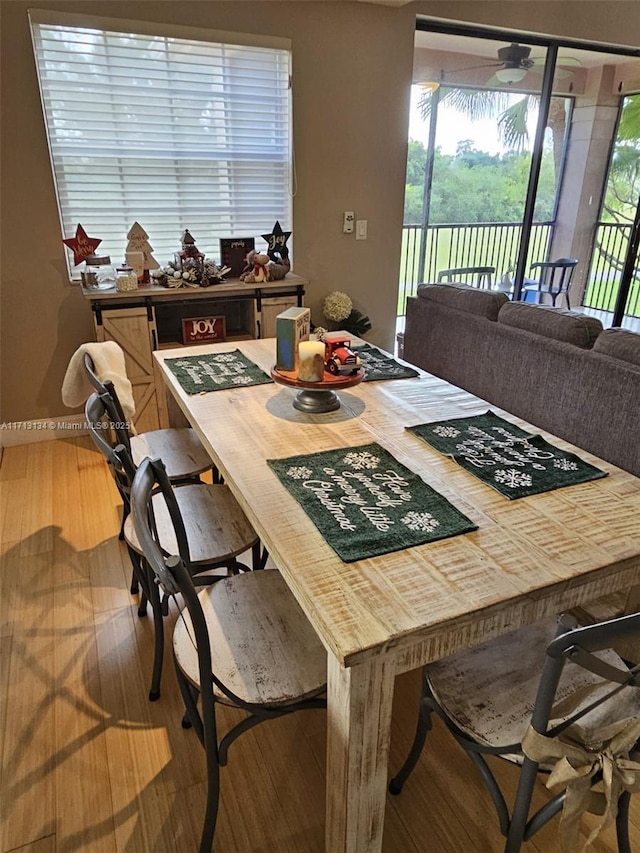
[
  {"left": 131, "top": 456, "right": 327, "bottom": 853},
  {"left": 437, "top": 266, "right": 495, "bottom": 289},
  {"left": 83, "top": 351, "right": 216, "bottom": 542},
  {"left": 389, "top": 612, "right": 640, "bottom": 852},
  {"left": 520, "top": 258, "right": 578, "bottom": 308},
  {"left": 84, "top": 352, "right": 213, "bottom": 478},
  {"left": 86, "top": 391, "right": 265, "bottom": 701}
]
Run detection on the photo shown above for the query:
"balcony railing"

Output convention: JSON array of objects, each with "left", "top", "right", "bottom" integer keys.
[
  {"left": 398, "top": 220, "right": 640, "bottom": 320},
  {"left": 584, "top": 222, "right": 640, "bottom": 316},
  {"left": 398, "top": 221, "right": 553, "bottom": 315}
]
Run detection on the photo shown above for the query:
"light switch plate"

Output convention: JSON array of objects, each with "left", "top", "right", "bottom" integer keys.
[{"left": 343, "top": 211, "right": 355, "bottom": 233}]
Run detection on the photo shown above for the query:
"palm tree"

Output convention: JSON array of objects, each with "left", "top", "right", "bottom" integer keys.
[
  {"left": 418, "top": 86, "right": 568, "bottom": 181},
  {"left": 603, "top": 93, "right": 640, "bottom": 224},
  {"left": 598, "top": 93, "right": 640, "bottom": 285}
]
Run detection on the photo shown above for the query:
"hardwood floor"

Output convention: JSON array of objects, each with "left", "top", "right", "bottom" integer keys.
[{"left": 1, "top": 437, "right": 638, "bottom": 852}]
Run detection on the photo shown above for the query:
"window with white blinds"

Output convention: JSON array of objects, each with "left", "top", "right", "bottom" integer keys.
[{"left": 29, "top": 13, "right": 292, "bottom": 276}]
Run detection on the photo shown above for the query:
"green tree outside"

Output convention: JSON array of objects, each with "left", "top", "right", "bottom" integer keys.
[{"left": 404, "top": 140, "right": 556, "bottom": 225}]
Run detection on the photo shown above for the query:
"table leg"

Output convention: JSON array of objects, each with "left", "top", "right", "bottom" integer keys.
[{"left": 325, "top": 652, "right": 396, "bottom": 852}]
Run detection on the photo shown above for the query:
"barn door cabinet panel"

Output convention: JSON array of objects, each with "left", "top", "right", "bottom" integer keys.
[
  {"left": 95, "top": 305, "right": 161, "bottom": 433},
  {"left": 85, "top": 275, "right": 307, "bottom": 429}
]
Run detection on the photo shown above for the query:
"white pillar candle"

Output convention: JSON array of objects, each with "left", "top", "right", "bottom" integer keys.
[{"left": 298, "top": 340, "right": 325, "bottom": 382}]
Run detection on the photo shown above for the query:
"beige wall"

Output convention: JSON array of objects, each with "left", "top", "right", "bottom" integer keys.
[{"left": 1, "top": 1, "right": 639, "bottom": 423}]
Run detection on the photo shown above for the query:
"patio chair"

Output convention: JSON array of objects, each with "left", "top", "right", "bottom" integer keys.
[
  {"left": 520, "top": 258, "right": 578, "bottom": 308},
  {"left": 389, "top": 612, "right": 640, "bottom": 852},
  {"left": 437, "top": 266, "right": 495, "bottom": 289},
  {"left": 131, "top": 455, "right": 327, "bottom": 852}
]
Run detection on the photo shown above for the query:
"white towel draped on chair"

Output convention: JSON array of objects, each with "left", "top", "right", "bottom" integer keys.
[{"left": 62, "top": 341, "right": 136, "bottom": 423}]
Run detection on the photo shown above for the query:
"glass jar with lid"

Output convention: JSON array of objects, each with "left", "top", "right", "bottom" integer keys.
[
  {"left": 81, "top": 254, "right": 116, "bottom": 290},
  {"left": 115, "top": 264, "right": 138, "bottom": 292}
]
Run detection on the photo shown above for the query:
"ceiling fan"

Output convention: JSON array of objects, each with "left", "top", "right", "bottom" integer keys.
[{"left": 446, "top": 43, "right": 581, "bottom": 86}]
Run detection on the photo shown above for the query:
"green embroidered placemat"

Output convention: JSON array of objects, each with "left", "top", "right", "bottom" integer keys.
[
  {"left": 268, "top": 442, "right": 477, "bottom": 562},
  {"left": 407, "top": 411, "right": 608, "bottom": 500},
  {"left": 355, "top": 344, "right": 419, "bottom": 381},
  {"left": 165, "top": 350, "right": 272, "bottom": 393}
]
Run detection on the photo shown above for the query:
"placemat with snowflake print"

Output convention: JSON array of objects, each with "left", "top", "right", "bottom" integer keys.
[
  {"left": 165, "top": 350, "right": 273, "bottom": 393},
  {"left": 407, "top": 411, "right": 607, "bottom": 500},
  {"left": 267, "top": 442, "right": 477, "bottom": 562},
  {"left": 354, "top": 344, "right": 419, "bottom": 382}
]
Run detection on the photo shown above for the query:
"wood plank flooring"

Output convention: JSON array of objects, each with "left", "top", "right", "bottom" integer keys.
[{"left": 1, "top": 437, "right": 639, "bottom": 852}]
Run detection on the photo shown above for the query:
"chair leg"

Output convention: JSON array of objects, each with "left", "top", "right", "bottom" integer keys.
[
  {"left": 199, "top": 719, "right": 221, "bottom": 853},
  {"left": 252, "top": 541, "right": 268, "bottom": 570},
  {"left": 174, "top": 653, "right": 222, "bottom": 852},
  {"left": 146, "top": 565, "right": 165, "bottom": 701},
  {"left": 198, "top": 670, "right": 221, "bottom": 853},
  {"left": 175, "top": 655, "right": 205, "bottom": 744},
  {"left": 616, "top": 791, "right": 632, "bottom": 853},
  {"left": 125, "top": 545, "right": 148, "bottom": 615},
  {"left": 389, "top": 675, "right": 432, "bottom": 794},
  {"left": 504, "top": 758, "right": 538, "bottom": 852},
  {"left": 467, "top": 750, "right": 510, "bottom": 838},
  {"left": 119, "top": 500, "right": 129, "bottom": 541},
  {"left": 120, "top": 501, "right": 139, "bottom": 595}
]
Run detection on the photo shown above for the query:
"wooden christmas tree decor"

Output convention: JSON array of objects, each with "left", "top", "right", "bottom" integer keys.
[{"left": 126, "top": 221, "right": 159, "bottom": 283}]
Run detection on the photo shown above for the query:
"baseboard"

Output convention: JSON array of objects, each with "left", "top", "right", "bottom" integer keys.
[{"left": 0, "top": 414, "right": 89, "bottom": 446}]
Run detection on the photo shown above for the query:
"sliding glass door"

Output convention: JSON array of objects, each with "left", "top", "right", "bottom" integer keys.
[
  {"left": 584, "top": 93, "right": 640, "bottom": 324},
  {"left": 398, "top": 20, "right": 640, "bottom": 326}
]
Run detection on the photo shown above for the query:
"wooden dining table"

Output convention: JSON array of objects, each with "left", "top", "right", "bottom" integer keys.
[{"left": 153, "top": 337, "right": 640, "bottom": 853}]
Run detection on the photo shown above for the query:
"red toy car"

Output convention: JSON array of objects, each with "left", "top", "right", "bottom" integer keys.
[{"left": 323, "top": 333, "right": 362, "bottom": 376}]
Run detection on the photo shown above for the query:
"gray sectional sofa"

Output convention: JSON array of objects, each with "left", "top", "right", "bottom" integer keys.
[{"left": 402, "top": 282, "right": 640, "bottom": 478}]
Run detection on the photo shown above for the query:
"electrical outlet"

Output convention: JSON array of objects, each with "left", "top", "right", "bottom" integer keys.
[
  {"left": 343, "top": 211, "right": 355, "bottom": 234},
  {"left": 356, "top": 219, "right": 368, "bottom": 240}
]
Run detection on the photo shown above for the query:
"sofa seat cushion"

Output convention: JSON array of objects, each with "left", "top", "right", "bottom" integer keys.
[
  {"left": 593, "top": 328, "right": 640, "bottom": 368},
  {"left": 416, "top": 282, "right": 508, "bottom": 321},
  {"left": 498, "top": 303, "right": 602, "bottom": 349}
]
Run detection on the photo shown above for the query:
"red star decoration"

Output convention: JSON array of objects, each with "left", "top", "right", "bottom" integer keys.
[{"left": 63, "top": 224, "right": 102, "bottom": 266}]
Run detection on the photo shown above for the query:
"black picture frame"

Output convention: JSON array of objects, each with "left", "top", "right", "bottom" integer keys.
[{"left": 219, "top": 237, "right": 255, "bottom": 278}]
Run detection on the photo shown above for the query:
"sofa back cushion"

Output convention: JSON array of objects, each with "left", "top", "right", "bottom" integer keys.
[
  {"left": 593, "top": 328, "right": 640, "bottom": 367},
  {"left": 416, "top": 282, "right": 508, "bottom": 321},
  {"left": 498, "top": 303, "right": 602, "bottom": 349}
]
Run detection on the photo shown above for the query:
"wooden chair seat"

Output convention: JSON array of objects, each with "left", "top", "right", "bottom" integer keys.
[
  {"left": 124, "top": 483, "right": 258, "bottom": 565},
  {"left": 173, "top": 569, "right": 327, "bottom": 707},
  {"left": 426, "top": 617, "right": 640, "bottom": 762},
  {"left": 130, "top": 428, "right": 212, "bottom": 480}
]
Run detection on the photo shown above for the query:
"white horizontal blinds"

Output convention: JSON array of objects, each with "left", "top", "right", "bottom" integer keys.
[{"left": 31, "top": 21, "right": 291, "bottom": 271}]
